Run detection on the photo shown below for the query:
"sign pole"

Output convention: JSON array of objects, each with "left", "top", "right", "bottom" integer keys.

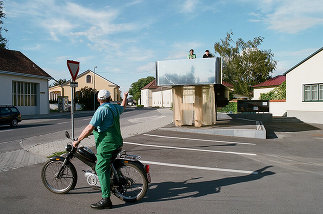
[
  {"left": 66, "top": 60, "right": 80, "bottom": 140},
  {"left": 71, "top": 83, "right": 75, "bottom": 139}
]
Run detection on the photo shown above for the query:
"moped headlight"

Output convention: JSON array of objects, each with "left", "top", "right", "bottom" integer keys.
[{"left": 66, "top": 144, "right": 72, "bottom": 152}]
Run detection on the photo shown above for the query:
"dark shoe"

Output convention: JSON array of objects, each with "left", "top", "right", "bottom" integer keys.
[{"left": 90, "top": 198, "right": 112, "bottom": 209}]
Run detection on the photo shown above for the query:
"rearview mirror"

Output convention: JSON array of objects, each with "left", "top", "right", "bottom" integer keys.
[{"left": 65, "top": 131, "right": 70, "bottom": 139}]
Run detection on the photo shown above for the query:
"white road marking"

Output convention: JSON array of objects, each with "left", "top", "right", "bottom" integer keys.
[
  {"left": 0, "top": 141, "right": 10, "bottom": 145},
  {"left": 141, "top": 160, "right": 258, "bottom": 174},
  {"left": 0, "top": 141, "right": 18, "bottom": 145},
  {"left": 0, "top": 129, "right": 14, "bottom": 133},
  {"left": 56, "top": 122, "right": 69, "bottom": 125},
  {"left": 143, "top": 134, "right": 256, "bottom": 146},
  {"left": 123, "top": 141, "right": 257, "bottom": 156}
]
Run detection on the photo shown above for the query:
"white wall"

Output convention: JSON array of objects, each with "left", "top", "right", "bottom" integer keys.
[
  {"left": 253, "top": 87, "right": 275, "bottom": 100},
  {"left": 152, "top": 89, "right": 172, "bottom": 107},
  {"left": 269, "top": 101, "right": 286, "bottom": 116},
  {"left": 141, "top": 89, "right": 151, "bottom": 107},
  {"left": 286, "top": 50, "right": 323, "bottom": 123},
  {"left": 0, "top": 74, "right": 49, "bottom": 115}
]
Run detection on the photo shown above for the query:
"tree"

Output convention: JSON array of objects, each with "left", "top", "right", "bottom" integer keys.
[
  {"left": 0, "top": 1, "right": 7, "bottom": 49},
  {"left": 129, "top": 76, "right": 155, "bottom": 102},
  {"left": 52, "top": 79, "right": 67, "bottom": 86},
  {"left": 75, "top": 87, "right": 98, "bottom": 110},
  {"left": 214, "top": 32, "right": 276, "bottom": 98}
]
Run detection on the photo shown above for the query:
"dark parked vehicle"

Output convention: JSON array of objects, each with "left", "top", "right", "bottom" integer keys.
[{"left": 0, "top": 106, "right": 22, "bottom": 127}]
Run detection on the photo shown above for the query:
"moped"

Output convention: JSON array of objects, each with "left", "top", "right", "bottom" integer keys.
[{"left": 41, "top": 131, "right": 150, "bottom": 202}]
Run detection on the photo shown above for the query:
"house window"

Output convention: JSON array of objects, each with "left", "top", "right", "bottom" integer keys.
[
  {"left": 86, "top": 75, "right": 92, "bottom": 83},
  {"left": 12, "top": 81, "right": 37, "bottom": 106},
  {"left": 303, "top": 83, "right": 323, "bottom": 102},
  {"left": 320, "top": 84, "right": 323, "bottom": 101}
]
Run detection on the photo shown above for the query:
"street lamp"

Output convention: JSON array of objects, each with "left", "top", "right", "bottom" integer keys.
[{"left": 93, "top": 66, "right": 97, "bottom": 111}]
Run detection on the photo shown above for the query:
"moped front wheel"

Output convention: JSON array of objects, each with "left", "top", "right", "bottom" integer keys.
[
  {"left": 112, "top": 161, "right": 148, "bottom": 202},
  {"left": 41, "top": 159, "right": 77, "bottom": 194}
]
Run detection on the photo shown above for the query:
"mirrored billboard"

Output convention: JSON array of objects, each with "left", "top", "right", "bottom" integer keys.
[{"left": 156, "top": 58, "right": 222, "bottom": 86}]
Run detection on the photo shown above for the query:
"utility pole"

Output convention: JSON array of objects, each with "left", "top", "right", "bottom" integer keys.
[{"left": 93, "top": 66, "right": 97, "bottom": 111}]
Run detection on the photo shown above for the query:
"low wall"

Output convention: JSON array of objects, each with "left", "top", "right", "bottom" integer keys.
[
  {"left": 287, "top": 110, "right": 323, "bottom": 124},
  {"left": 269, "top": 100, "right": 286, "bottom": 116},
  {"left": 229, "top": 113, "right": 272, "bottom": 123}
]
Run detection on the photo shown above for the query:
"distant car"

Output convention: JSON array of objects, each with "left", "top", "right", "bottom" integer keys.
[
  {"left": 110, "top": 101, "right": 121, "bottom": 105},
  {"left": 127, "top": 101, "right": 134, "bottom": 106},
  {"left": 127, "top": 98, "right": 135, "bottom": 106},
  {"left": 0, "top": 105, "right": 22, "bottom": 127}
]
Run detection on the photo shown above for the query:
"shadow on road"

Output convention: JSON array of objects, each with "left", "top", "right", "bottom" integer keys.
[
  {"left": 145, "top": 166, "right": 275, "bottom": 202},
  {"left": 264, "top": 118, "right": 321, "bottom": 139},
  {"left": 68, "top": 186, "right": 101, "bottom": 195}
]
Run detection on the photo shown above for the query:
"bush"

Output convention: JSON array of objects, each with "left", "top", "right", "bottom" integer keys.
[
  {"left": 75, "top": 87, "right": 99, "bottom": 110},
  {"left": 217, "top": 101, "right": 237, "bottom": 113},
  {"left": 260, "top": 81, "right": 286, "bottom": 100}
]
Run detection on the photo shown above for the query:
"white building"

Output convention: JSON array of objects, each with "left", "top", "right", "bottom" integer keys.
[
  {"left": 141, "top": 79, "right": 172, "bottom": 108},
  {"left": 0, "top": 49, "right": 52, "bottom": 115},
  {"left": 285, "top": 47, "right": 323, "bottom": 124},
  {"left": 251, "top": 75, "right": 286, "bottom": 116},
  {"left": 252, "top": 75, "right": 286, "bottom": 100}
]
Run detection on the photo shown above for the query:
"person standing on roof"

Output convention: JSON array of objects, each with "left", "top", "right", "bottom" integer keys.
[
  {"left": 203, "top": 50, "right": 213, "bottom": 58},
  {"left": 188, "top": 49, "right": 196, "bottom": 59}
]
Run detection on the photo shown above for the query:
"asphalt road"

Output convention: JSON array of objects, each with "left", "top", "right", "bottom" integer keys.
[{"left": 1, "top": 123, "right": 323, "bottom": 214}]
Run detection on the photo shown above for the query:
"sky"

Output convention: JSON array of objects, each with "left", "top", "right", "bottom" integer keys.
[{"left": 3, "top": 0, "right": 323, "bottom": 94}]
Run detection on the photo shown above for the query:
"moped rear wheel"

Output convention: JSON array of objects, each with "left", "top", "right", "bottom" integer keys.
[
  {"left": 112, "top": 161, "right": 148, "bottom": 202},
  {"left": 41, "top": 160, "right": 77, "bottom": 194}
]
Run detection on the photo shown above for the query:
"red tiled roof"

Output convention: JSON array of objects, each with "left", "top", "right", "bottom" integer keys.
[
  {"left": 142, "top": 79, "right": 158, "bottom": 89},
  {"left": 222, "top": 81, "right": 233, "bottom": 88},
  {"left": 0, "top": 49, "right": 51, "bottom": 78},
  {"left": 252, "top": 75, "right": 285, "bottom": 88}
]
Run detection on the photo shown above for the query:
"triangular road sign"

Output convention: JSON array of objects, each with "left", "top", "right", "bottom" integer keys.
[{"left": 67, "top": 60, "right": 80, "bottom": 82}]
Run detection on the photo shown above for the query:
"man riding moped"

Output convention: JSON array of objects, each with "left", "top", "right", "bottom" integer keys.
[{"left": 73, "top": 89, "right": 128, "bottom": 209}]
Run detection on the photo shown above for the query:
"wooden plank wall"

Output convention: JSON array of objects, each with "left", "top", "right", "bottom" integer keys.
[{"left": 172, "top": 85, "right": 216, "bottom": 127}]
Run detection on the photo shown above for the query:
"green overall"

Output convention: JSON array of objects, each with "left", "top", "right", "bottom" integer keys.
[{"left": 93, "top": 105, "right": 123, "bottom": 198}]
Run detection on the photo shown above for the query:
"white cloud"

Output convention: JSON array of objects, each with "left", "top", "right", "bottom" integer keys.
[
  {"left": 180, "top": 0, "right": 199, "bottom": 13},
  {"left": 166, "top": 41, "right": 203, "bottom": 59},
  {"left": 125, "top": 0, "right": 144, "bottom": 7},
  {"left": 22, "top": 44, "right": 42, "bottom": 51},
  {"left": 249, "top": 0, "right": 323, "bottom": 33},
  {"left": 136, "top": 62, "right": 156, "bottom": 74},
  {"left": 276, "top": 48, "right": 318, "bottom": 58},
  {"left": 7, "top": 0, "right": 140, "bottom": 42},
  {"left": 272, "top": 48, "right": 318, "bottom": 75}
]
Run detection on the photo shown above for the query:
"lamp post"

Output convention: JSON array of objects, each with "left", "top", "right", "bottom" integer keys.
[{"left": 93, "top": 66, "right": 97, "bottom": 111}]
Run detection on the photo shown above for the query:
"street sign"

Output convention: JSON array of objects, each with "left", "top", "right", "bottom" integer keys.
[
  {"left": 70, "top": 82, "right": 78, "bottom": 87},
  {"left": 67, "top": 60, "right": 79, "bottom": 139},
  {"left": 67, "top": 60, "right": 80, "bottom": 82}
]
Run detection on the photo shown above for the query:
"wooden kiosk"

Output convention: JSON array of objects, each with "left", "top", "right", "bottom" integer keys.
[{"left": 156, "top": 58, "right": 223, "bottom": 127}]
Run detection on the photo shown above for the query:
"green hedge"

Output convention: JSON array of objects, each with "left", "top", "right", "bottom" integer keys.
[{"left": 217, "top": 102, "right": 237, "bottom": 113}]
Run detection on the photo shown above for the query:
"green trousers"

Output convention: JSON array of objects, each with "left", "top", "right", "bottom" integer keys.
[
  {"left": 93, "top": 105, "right": 123, "bottom": 198},
  {"left": 95, "top": 147, "right": 114, "bottom": 198}
]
